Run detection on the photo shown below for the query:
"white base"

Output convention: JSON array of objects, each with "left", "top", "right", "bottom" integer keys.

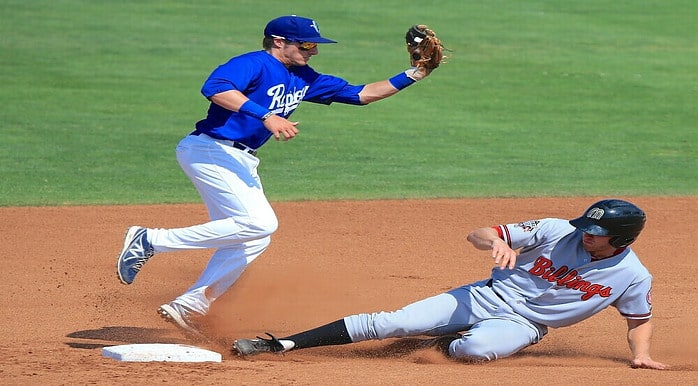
[{"left": 102, "top": 343, "right": 222, "bottom": 363}]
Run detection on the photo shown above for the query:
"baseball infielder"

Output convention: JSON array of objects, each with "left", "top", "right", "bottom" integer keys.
[
  {"left": 115, "top": 15, "right": 438, "bottom": 340},
  {"left": 233, "top": 199, "right": 668, "bottom": 370}
]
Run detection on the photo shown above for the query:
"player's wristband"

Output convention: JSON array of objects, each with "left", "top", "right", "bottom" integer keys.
[
  {"left": 239, "top": 100, "right": 272, "bottom": 121},
  {"left": 389, "top": 71, "right": 417, "bottom": 90}
]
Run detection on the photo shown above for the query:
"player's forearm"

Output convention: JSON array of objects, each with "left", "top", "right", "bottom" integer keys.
[
  {"left": 209, "top": 90, "right": 250, "bottom": 112},
  {"left": 626, "top": 318, "right": 669, "bottom": 369},
  {"left": 468, "top": 227, "right": 517, "bottom": 269},
  {"left": 358, "top": 67, "right": 432, "bottom": 104},
  {"left": 627, "top": 318, "right": 653, "bottom": 358},
  {"left": 358, "top": 80, "right": 400, "bottom": 104},
  {"left": 467, "top": 227, "right": 502, "bottom": 251}
]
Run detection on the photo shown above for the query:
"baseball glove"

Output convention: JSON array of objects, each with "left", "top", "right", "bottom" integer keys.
[{"left": 405, "top": 24, "right": 445, "bottom": 70}]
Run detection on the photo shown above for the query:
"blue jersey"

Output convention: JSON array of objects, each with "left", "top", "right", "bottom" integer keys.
[
  {"left": 194, "top": 50, "right": 365, "bottom": 148},
  {"left": 491, "top": 218, "right": 653, "bottom": 328}
]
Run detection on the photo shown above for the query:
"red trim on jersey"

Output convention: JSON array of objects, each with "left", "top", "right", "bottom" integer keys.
[
  {"left": 493, "top": 225, "right": 511, "bottom": 247},
  {"left": 612, "top": 247, "right": 627, "bottom": 256}
]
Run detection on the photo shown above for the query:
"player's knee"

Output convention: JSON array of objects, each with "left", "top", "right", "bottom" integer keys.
[
  {"left": 245, "top": 212, "right": 278, "bottom": 237},
  {"left": 258, "top": 214, "right": 278, "bottom": 235},
  {"left": 448, "top": 335, "right": 500, "bottom": 361}
]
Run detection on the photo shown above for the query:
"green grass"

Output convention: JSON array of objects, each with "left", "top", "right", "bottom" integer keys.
[{"left": 0, "top": 0, "right": 695, "bottom": 205}]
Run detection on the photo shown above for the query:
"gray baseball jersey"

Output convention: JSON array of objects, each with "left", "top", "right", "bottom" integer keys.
[{"left": 491, "top": 218, "right": 653, "bottom": 328}]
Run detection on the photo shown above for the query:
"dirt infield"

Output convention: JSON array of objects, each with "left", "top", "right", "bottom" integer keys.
[{"left": 1, "top": 197, "right": 696, "bottom": 385}]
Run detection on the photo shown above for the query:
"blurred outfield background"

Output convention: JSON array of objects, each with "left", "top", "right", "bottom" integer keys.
[{"left": 0, "top": 0, "right": 695, "bottom": 205}]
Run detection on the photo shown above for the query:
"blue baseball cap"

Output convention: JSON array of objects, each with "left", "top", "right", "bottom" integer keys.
[{"left": 264, "top": 15, "right": 337, "bottom": 44}]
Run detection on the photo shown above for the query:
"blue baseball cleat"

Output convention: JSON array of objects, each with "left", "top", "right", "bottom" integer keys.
[{"left": 116, "top": 226, "right": 154, "bottom": 284}]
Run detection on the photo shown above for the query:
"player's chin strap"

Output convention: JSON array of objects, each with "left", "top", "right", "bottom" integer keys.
[{"left": 610, "top": 235, "right": 635, "bottom": 248}]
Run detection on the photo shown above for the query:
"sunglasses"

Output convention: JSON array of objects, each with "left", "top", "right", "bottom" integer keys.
[
  {"left": 296, "top": 41, "right": 318, "bottom": 51},
  {"left": 273, "top": 36, "right": 317, "bottom": 51}
]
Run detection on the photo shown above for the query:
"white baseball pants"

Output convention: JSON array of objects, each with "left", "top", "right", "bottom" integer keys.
[
  {"left": 147, "top": 133, "right": 278, "bottom": 315},
  {"left": 343, "top": 280, "right": 547, "bottom": 360}
]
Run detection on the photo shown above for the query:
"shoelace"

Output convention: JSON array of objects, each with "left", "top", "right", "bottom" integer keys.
[{"left": 129, "top": 249, "right": 153, "bottom": 272}]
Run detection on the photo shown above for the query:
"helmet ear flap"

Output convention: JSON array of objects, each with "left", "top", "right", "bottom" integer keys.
[{"left": 609, "top": 235, "right": 635, "bottom": 248}]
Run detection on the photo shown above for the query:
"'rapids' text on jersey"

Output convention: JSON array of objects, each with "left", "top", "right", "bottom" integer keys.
[{"left": 266, "top": 84, "right": 309, "bottom": 115}]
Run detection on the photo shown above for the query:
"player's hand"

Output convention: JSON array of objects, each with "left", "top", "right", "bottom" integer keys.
[
  {"left": 264, "top": 115, "right": 299, "bottom": 141},
  {"left": 631, "top": 357, "right": 669, "bottom": 370},
  {"left": 491, "top": 238, "right": 517, "bottom": 270},
  {"left": 405, "top": 66, "right": 431, "bottom": 81}
]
